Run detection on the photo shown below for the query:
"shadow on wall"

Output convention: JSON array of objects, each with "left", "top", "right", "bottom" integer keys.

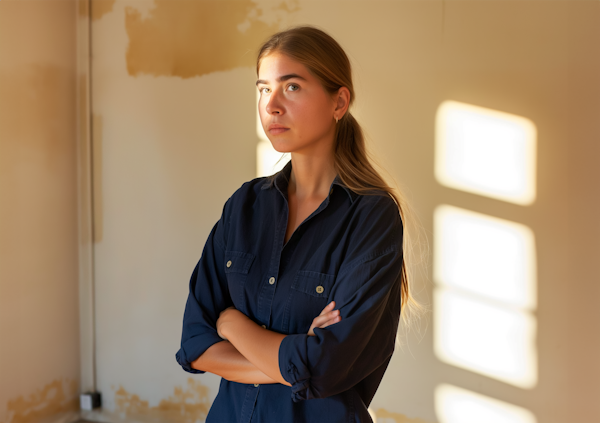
[
  {"left": 5, "top": 379, "right": 79, "bottom": 423},
  {"left": 124, "top": 0, "right": 298, "bottom": 78}
]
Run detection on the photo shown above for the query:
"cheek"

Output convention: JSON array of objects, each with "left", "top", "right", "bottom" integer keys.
[{"left": 299, "top": 101, "right": 333, "bottom": 132}]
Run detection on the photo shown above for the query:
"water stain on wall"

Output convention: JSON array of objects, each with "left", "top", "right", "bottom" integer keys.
[
  {"left": 4, "top": 379, "right": 78, "bottom": 423},
  {"left": 114, "top": 378, "right": 210, "bottom": 423},
  {"left": 96, "top": 0, "right": 117, "bottom": 21},
  {"left": 125, "top": 0, "right": 297, "bottom": 78},
  {"left": 374, "top": 408, "right": 432, "bottom": 423}
]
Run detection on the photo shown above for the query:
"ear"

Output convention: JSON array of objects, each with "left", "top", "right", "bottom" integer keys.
[{"left": 334, "top": 87, "right": 351, "bottom": 119}]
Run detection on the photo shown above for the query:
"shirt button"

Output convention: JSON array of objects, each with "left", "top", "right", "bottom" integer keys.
[
  {"left": 316, "top": 285, "right": 324, "bottom": 294},
  {"left": 226, "top": 260, "right": 232, "bottom": 268},
  {"left": 261, "top": 325, "right": 266, "bottom": 329},
  {"left": 269, "top": 277, "right": 275, "bottom": 285},
  {"left": 254, "top": 384, "right": 259, "bottom": 387}
]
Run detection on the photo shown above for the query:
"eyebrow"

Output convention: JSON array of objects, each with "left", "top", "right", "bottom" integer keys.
[{"left": 256, "top": 73, "right": 307, "bottom": 86}]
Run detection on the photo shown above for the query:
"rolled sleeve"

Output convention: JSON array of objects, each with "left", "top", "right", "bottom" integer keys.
[
  {"left": 279, "top": 243, "right": 403, "bottom": 401},
  {"left": 175, "top": 201, "right": 232, "bottom": 374}
]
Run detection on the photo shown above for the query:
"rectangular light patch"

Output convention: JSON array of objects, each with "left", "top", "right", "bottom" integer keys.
[
  {"left": 434, "top": 205, "right": 537, "bottom": 310},
  {"left": 434, "top": 288, "right": 537, "bottom": 389},
  {"left": 435, "top": 384, "right": 537, "bottom": 423},
  {"left": 435, "top": 100, "right": 536, "bottom": 205}
]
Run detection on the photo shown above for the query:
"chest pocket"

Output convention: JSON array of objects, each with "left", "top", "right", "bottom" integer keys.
[
  {"left": 283, "top": 270, "right": 335, "bottom": 334},
  {"left": 225, "top": 251, "right": 255, "bottom": 308}
]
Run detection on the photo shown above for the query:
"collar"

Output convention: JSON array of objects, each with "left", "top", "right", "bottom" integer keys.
[{"left": 260, "top": 160, "right": 358, "bottom": 204}]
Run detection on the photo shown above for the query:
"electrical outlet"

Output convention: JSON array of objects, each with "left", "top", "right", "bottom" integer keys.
[{"left": 80, "top": 392, "right": 102, "bottom": 411}]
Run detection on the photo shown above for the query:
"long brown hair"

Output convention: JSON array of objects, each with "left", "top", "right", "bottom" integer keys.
[{"left": 257, "top": 26, "right": 423, "bottom": 326}]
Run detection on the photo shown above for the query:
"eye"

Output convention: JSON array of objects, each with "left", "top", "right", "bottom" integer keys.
[
  {"left": 259, "top": 87, "right": 271, "bottom": 94},
  {"left": 287, "top": 84, "right": 299, "bottom": 92}
]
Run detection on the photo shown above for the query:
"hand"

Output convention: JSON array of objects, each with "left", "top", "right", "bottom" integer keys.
[
  {"left": 308, "top": 301, "right": 341, "bottom": 336},
  {"left": 217, "top": 306, "right": 238, "bottom": 340}
]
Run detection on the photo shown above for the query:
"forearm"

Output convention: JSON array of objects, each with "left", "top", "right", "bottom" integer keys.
[
  {"left": 191, "top": 340, "right": 278, "bottom": 384},
  {"left": 220, "top": 311, "right": 291, "bottom": 386}
]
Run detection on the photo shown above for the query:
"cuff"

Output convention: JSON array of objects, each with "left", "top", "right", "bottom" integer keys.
[
  {"left": 176, "top": 333, "right": 224, "bottom": 374},
  {"left": 279, "top": 333, "right": 312, "bottom": 402}
]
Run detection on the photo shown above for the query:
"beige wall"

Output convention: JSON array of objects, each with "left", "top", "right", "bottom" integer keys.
[
  {"left": 84, "top": 1, "right": 600, "bottom": 423},
  {"left": 0, "top": 1, "right": 80, "bottom": 423},
  {"left": 1, "top": 1, "right": 599, "bottom": 423}
]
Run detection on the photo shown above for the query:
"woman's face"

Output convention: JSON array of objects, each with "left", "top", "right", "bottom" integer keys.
[{"left": 257, "top": 53, "right": 338, "bottom": 155}]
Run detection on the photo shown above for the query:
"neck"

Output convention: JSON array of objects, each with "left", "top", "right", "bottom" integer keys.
[{"left": 288, "top": 151, "right": 336, "bottom": 200}]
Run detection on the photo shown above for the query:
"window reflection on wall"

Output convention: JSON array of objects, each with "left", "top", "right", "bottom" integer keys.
[
  {"left": 435, "top": 101, "right": 536, "bottom": 205},
  {"left": 434, "top": 101, "right": 538, "bottom": 422},
  {"left": 434, "top": 206, "right": 537, "bottom": 387},
  {"left": 256, "top": 90, "right": 289, "bottom": 178},
  {"left": 435, "top": 384, "right": 537, "bottom": 423}
]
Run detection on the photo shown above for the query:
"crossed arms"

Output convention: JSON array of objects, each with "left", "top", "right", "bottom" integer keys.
[{"left": 190, "top": 301, "right": 341, "bottom": 385}]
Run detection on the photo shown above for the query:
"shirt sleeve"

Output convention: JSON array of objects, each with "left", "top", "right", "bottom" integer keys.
[
  {"left": 175, "top": 199, "right": 231, "bottom": 373},
  {"left": 278, "top": 196, "right": 404, "bottom": 401}
]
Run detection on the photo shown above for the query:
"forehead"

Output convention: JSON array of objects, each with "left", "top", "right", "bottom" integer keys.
[{"left": 257, "top": 53, "right": 312, "bottom": 81}]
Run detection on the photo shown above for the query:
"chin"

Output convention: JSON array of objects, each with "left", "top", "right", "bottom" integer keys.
[{"left": 268, "top": 140, "right": 294, "bottom": 154}]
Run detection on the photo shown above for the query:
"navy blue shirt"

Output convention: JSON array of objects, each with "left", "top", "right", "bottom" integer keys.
[{"left": 176, "top": 161, "right": 403, "bottom": 423}]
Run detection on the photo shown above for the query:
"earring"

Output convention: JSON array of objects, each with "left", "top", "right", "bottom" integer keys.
[{"left": 335, "top": 117, "right": 339, "bottom": 124}]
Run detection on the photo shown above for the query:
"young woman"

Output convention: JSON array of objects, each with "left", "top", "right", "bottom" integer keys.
[{"left": 176, "top": 26, "right": 418, "bottom": 423}]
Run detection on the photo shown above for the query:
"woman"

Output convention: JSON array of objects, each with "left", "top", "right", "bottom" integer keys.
[{"left": 176, "top": 26, "right": 418, "bottom": 422}]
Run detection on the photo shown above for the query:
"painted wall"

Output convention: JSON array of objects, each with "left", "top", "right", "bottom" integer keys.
[
  {"left": 84, "top": 1, "right": 600, "bottom": 423},
  {"left": 0, "top": 1, "right": 80, "bottom": 423}
]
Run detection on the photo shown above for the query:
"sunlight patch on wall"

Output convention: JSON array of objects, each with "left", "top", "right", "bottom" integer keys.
[
  {"left": 434, "top": 205, "right": 536, "bottom": 309},
  {"left": 435, "top": 384, "right": 537, "bottom": 423},
  {"left": 435, "top": 101, "right": 536, "bottom": 205},
  {"left": 433, "top": 205, "right": 538, "bottom": 389},
  {"left": 434, "top": 288, "right": 537, "bottom": 388}
]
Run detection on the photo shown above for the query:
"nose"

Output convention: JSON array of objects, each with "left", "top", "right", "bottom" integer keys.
[{"left": 265, "top": 89, "right": 284, "bottom": 115}]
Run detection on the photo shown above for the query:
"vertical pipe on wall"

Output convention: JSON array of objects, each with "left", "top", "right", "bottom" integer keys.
[{"left": 76, "top": 0, "right": 96, "bottom": 393}]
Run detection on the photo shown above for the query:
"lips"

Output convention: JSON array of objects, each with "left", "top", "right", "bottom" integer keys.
[{"left": 268, "top": 124, "right": 289, "bottom": 134}]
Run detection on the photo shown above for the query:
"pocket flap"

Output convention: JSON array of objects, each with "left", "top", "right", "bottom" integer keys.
[
  {"left": 292, "top": 270, "right": 335, "bottom": 298},
  {"left": 224, "top": 251, "right": 255, "bottom": 274}
]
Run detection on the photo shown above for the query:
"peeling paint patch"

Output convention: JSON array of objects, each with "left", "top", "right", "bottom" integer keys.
[
  {"left": 114, "top": 378, "right": 210, "bottom": 423},
  {"left": 374, "top": 407, "right": 432, "bottom": 423},
  {"left": 91, "top": 0, "right": 116, "bottom": 21},
  {"left": 5, "top": 379, "right": 78, "bottom": 423},
  {"left": 124, "top": 0, "right": 298, "bottom": 78}
]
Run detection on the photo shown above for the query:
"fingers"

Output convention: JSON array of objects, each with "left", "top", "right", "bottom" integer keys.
[
  {"left": 319, "top": 314, "right": 341, "bottom": 328},
  {"left": 319, "top": 301, "right": 336, "bottom": 316},
  {"left": 308, "top": 302, "right": 342, "bottom": 336},
  {"left": 312, "top": 309, "right": 341, "bottom": 328}
]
